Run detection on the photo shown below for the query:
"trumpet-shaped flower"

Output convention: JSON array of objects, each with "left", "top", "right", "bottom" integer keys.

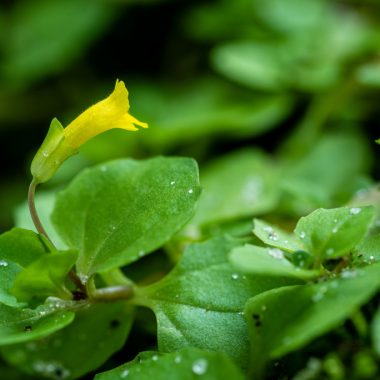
[{"left": 31, "top": 80, "right": 147, "bottom": 184}]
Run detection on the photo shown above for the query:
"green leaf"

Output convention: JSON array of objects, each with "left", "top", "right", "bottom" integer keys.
[
  {"left": 52, "top": 157, "right": 201, "bottom": 277},
  {"left": 132, "top": 78, "right": 293, "bottom": 150},
  {"left": 230, "top": 244, "right": 319, "bottom": 280},
  {"left": 11, "top": 250, "right": 78, "bottom": 303},
  {"left": 0, "top": 301, "right": 75, "bottom": 346},
  {"left": 140, "top": 236, "right": 299, "bottom": 368},
  {"left": 245, "top": 263, "right": 380, "bottom": 377},
  {"left": 191, "top": 150, "right": 279, "bottom": 226},
  {"left": 279, "top": 134, "right": 372, "bottom": 213},
  {"left": 0, "top": 360, "right": 36, "bottom": 380},
  {"left": 95, "top": 347, "right": 245, "bottom": 380},
  {"left": 372, "top": 304, "right": 380, "bottom": 357},
  {"left": 2, "top": 0, "right": 115, "bottom": 87},
  {"left": 252, "top": 219, "right": 301, "bottom": 252},
  {"left": 252, "top": 0, "right": 330, "bottom": 35},
  {"left": 1, "top": 302, "right": 134, "bottom": 380},
  {"left": 0, "top": 228, "right": 49, "bottom": 307},
  {"left": 0, "top": 261, "right": 24, "bottom": 308},
  {"left": 0, "top": 228, "right": 48, "bottom": 266},
  {"left": 354, "top": 234, "right": 380, "bottom": 264},
  {"left": 294, "top": 206, "right": 375, "bottom": 261},
  {"left": 356, "top": 62, "right": 380, "bottom": 87}
]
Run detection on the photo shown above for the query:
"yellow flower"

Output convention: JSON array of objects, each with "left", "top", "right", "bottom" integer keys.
[
  {"left": 64, "top": 80, "right": 147, "bottom": 149},
  {"left": 31, "top": 80, "right": 147, "bottom": 184}
]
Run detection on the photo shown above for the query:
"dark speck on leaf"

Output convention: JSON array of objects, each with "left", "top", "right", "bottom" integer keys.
[
  {"left": 110, "top": 319, "right": 121, "bottom": 328},
  {"left": 24, "top": 325, "right": 32, "bottom": 332},
  {"left": 54, "top": 367, "right": 64, "bottom": 379}
]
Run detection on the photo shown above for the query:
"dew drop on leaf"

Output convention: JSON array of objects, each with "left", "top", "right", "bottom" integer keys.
[
  {"left": 121, "top": 369, "right": 129, "bottom": 378},
  {"left": 174, "top": 355, "right": 182, "bottom": 364},
  {"left": 350, "top": 207, "right": 361, "bottom": 215},
  {"left": 231, "top": 273, "right": 239, "bottom": 280},
  {"left": 268, "top": 248, "right": 284, "bottom": 260},
  {"left": 192, "top": 358, "right": 208, "bottom": 375},
  {"left": 0, "top": 260, "right": 8, "bottom": 267}
]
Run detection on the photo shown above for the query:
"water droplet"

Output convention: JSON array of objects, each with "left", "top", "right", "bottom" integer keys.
[
  {"left": 110, "top": 225, "right": 116, "bottom": 231},
  {"left": 333, "top": 219, "right": 338, "bottom": 223},
  {"left": 192, "top": 359, "right": 208, "bottom": 375},
  {"left": 312, "top": 293, "right": 324, "bottom": 302},
  {"left": 355, "top": 189, "right": 368, "bottom": 199},
  {"left": 326, "top": 248, "right": 334, "bottom": 256},
  {"left": 312, "top": 286, "right": 328, "bottom": 302},
  {"left": 42, "top": 151, "right": 49, "bottom": 157},
  {"left": 350, "top": 207, "right": 361, "bottom": 215},
  {"left": 0, "top": 260, "right": 8, "bottom": 267},
  {"left": 341, "top": 269, "right": 359, "bottom": 278},
  {"left": 268, "top": 248, "right": 284, "bottom": 260},
  {"left": 332, "top": 227, "right": 338, "bottom": 234},
  {"left": 263, "top": 226, "right": 279, "bottom": 241},
  {"left": 284, "top": 240, "right": 289, "bottom": 244},
  {"left": 78, "top": 274, "right": 88, "bottom": 285},
  {"left": 243, "top": 177, "right": 262, "bottom": 203},
  {"left": 32, "top": 361, "right": 70, "bottom": 379},
  {"left": 152, "top": 355, "right": 158, "bottom": 361},
  {"left": 369, "top": 255, "right": 375, "bottom": 261},
  {"left": 231, "top": 273, "right": 239, "bottom": 280},
  {"left": 299, "top": 231, "right": 306, "bottom": 239},
  {"left": 121, "top": 369, "right": 129, "bottom": 378},
  {"left": 174, "top": 355, "right": 182, "bottom": 364},
  {"left": 138, "top": 250, "right": 145, "bottom": 258},
  {"left": 170, "top": 181, "right": 176, "bottom": 185},
  {"left": 188, "top": 189, "right": 194, "bottom": 194}
]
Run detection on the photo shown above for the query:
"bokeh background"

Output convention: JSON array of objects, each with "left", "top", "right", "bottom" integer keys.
[{"left": 1, "top": 0, "right": 380, "bottom": 233}]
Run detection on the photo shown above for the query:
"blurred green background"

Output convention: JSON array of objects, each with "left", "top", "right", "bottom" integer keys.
[{"left": 1, "top": 0, "right": 380, "bottom": 234}]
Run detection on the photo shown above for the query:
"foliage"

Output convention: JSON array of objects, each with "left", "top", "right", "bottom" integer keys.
[{"left": 1, "top": 0, "right": 380, "bottom": 379}]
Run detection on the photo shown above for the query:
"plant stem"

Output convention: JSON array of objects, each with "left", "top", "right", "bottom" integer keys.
[
  {"left": 28, "top": 178, "right": 86, "bottom": 295},
  {"left": 90, "top": 285, "right": 134, "bottom": 302},
  {"left": 28, "top": 179, "right": 52, "bottom": 243}
]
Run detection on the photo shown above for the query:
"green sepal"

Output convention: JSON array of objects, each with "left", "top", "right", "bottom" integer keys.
[{"left": 30, "top": 118, "right": 77, "bottom": 184}]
